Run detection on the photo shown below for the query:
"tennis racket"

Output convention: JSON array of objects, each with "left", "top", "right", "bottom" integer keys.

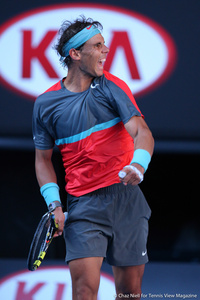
[{"left": 27, "top": 211, "right": 68, "bottom": 271}]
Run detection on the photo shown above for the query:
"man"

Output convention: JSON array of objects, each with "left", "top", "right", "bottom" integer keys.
[{"left": 32, "top": 16, "right": 154, "bottom": 300}]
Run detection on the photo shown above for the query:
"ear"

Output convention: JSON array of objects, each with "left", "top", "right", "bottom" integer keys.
[{"left": 69, "top": 48, "right": 81, "bottom": 61}]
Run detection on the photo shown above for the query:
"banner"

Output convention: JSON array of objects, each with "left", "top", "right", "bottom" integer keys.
[{"left": 0, "top": 1, "right": 199, "bottom": 149}]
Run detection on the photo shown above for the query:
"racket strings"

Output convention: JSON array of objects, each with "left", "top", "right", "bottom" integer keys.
[
  {"left": 28, "top": 212, "right": 66, "bottom": 271},
  {"left": 39, "top": 219, "right": 52, "bottom": 253},
  {"left": 28, "top": 213, "right": 55, "bottom": 271}
]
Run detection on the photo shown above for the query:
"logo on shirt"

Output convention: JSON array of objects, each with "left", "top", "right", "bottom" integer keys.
[
  {"left": 91, "top": 83, "right": 100, "bottom": 89},
  {"left": 142, "top": 251, "right": 147, "bottom": 256},
  {"left": 0, "top": 4, "right": 177, "bottom": 100}
]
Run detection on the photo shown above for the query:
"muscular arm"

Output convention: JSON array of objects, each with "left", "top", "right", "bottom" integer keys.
[
  {"left": 35, "top": 148, "right": 65, "bottom": 236},
  {"left": 124, "top": 116, "right": 154, "bottom": 159},
  {"left": 120, "top": 116, "right": 154, "bottom": 185},
  {"left": 35, "top": 148, "right": 57, "bottom": 187}
]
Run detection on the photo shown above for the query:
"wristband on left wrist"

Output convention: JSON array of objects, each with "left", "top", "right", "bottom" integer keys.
[{"left": 130, "top": 149, "right": 151, "bottom": 173}]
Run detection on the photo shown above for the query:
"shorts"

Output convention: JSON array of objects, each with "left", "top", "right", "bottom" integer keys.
[{"left": 63, "top": 183, "right": 151, "bottom": 266}]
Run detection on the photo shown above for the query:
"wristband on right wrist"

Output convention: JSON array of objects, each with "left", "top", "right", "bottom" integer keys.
[{"left": 40, "top": 182, "right": 61, "bottom": 207}]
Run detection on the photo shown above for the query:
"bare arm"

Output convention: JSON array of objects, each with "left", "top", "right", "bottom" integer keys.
[
  {"left": 120, "top": 116, "right": 154, "bottom": 185},
  {"left": 35, "top": 148, "right": 57, "bottom": 187},
  {"left": 35, "top": 148, "right": 65, "bottom": 236},
  {"left": 124, "top": 116, "right": 154, "bottom": 158}
]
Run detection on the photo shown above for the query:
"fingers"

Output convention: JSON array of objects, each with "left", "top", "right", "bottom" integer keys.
[
  {"left": 53, "top": 224, "right": 64, "bottom": 237},
  {"left": 53, "top": 210, "right": 66, "bottom": 237},
  {"left": 57, "top": 220, "right": 65, "bottom": 236},
  {"left": 118, "top": 165, "right": 143, "bottom": 186}
]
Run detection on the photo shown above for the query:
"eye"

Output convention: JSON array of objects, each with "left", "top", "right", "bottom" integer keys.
[{"left": 95, "top": 43, "right": 103, "bottom": 49}]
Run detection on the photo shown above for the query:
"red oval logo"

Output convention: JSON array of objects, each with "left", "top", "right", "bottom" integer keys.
[
  {"left": 0, "top": 3, "right": 177, "bottom": 100},
  {"left": 0, "top": 266, "right": 115, "bottom": 299}
]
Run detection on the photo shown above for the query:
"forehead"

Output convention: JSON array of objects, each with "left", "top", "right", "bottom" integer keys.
[{"left": 85, "top": 33, "right": 105, "bottom": 45}]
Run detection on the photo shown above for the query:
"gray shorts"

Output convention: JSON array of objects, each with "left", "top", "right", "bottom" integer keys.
[{"left": 64, "top": 183, "right": 151, "bottom": 266}]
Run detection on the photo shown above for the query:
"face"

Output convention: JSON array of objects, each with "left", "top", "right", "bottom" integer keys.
[{"left": 78, "top": 33, "right": 109, "bottom": 78}]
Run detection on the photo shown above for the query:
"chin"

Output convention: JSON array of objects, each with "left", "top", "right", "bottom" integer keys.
[{"left": 95, "top": 69, "right": 104, "bottom": 77}]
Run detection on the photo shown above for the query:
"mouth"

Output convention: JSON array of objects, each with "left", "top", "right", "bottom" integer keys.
[
  {"left": 98, "top": 58, "right": 106, "bottom": 69},
  {"left": 98, "top": 58, "right": 106, "bottom": 65}
]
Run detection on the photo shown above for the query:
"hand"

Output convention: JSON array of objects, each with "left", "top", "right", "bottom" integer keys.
[
  {"left": 118, "top": 164, "right": 144, "bottom": 186},
  {"left": 52, "top": 207, "right": 65, "bottom": 237}
]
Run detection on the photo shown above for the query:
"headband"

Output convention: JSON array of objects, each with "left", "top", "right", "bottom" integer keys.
[{"left": 62, "top": 25, "right": 101, "bottom": 58}]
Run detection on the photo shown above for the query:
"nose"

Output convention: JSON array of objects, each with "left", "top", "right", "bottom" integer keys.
[{"left": 103, "top": 44, "right": 109, "bottom": 53}]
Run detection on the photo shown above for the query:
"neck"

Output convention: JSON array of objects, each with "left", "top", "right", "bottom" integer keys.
[{"left": 63, "top": 67, "right": 94, "bottom": 93}]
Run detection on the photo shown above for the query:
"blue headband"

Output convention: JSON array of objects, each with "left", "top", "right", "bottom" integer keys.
[{"left": 62, "top": 25, "right": 101, "bottom": 58}]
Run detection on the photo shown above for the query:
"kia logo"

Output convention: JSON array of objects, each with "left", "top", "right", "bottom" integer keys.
[
  {"left": 0, "top": 4, "right": 177, "bottom": 100},
  {"left": 0, "top": 266, "right": 115, "bottom": 299}
]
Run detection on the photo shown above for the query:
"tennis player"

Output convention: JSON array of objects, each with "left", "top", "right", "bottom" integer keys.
[{"left": 32, "top": 16, "right": 154, "bottom": 300}]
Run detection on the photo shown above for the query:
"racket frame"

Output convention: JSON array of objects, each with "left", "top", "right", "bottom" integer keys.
[{"left": 27, "top": 212, "right": 58, "bottom": 271}]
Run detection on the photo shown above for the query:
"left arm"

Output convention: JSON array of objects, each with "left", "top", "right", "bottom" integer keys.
[{"left": 119, "top": 116, "right": 154, "bottom": 185}]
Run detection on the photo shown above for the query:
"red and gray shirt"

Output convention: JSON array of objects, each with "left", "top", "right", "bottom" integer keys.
[{"left": 32, "top": 70, "right": 143, "bottom": 196}]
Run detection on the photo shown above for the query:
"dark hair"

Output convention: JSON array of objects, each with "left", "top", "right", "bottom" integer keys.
[{"left": 55, "top": 15, "right": 103, "bottom": 68}]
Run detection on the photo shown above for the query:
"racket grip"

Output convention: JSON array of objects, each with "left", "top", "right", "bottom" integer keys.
[
  {"left": 51, "top": 211, "right": 68, "bottom": 228},
  {"left": 64, "top": 212, "right": 68, "bottom": 223}
]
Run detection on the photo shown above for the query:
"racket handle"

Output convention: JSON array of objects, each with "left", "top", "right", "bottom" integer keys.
[
  {"left": 51, "top": 211, "right": 68, "bottom": 228},
  {"left": 51, "top": 211, "right": 68, "bottom": 219},
  {"left": 64, "top": 212, "right": 68, "bottom": 223}
]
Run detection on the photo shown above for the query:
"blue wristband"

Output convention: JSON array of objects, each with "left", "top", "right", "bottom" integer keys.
[
  {"left": 130, "top": 149, "right": 151, "bottom": 173},
  {"left": 40, "top": 182, "right": 61, "bottom": 207}
]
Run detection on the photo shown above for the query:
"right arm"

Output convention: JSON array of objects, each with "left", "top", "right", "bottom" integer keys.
[
  {"left": 35, "top": 148, "right": 65, "bottom": 236},
  {"left": 35, "top": 148, "right": 57, "bottom": 187}
]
